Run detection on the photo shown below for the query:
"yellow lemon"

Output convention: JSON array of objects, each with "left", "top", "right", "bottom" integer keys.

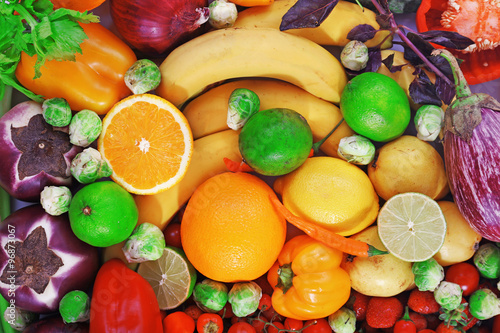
[{"left": 273, "top": 156, "right": 379, "bottom": 236}]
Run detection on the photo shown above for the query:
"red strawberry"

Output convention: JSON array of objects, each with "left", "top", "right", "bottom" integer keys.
[
  {"left": 409, "top": 311, "right": 428, "bottom": 331},
  {"left": 408, "top": 289, "right": 441, "bottom": 314},
  {"left": 366, "top": 296, "right": 404, "bottom": 329},
  {"left": 351, "top": 290, "right": 371, "bottom": 321},
  {"left": 436, "top": 322, "right": 463, "bottom": 333}
]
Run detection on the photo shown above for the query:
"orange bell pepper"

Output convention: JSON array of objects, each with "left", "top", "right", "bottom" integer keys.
[
  {"left": 416, "top": 0, "right": 500, "bottom": 85},
  {"left": 15, "top": 22, "right": 137, "bottom": 115},
  {"left": 267, "top": 235, "right": 351, "bottom": 320}
]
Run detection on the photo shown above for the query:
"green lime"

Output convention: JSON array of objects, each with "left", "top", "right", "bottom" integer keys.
[
  {"left": 239, "top": 108, "right": 313, "bottom": 176},
  {"left": 68, "top": 180, "right": 138, "bottom": 247},
  {"left": 137, "top": 246, "right": 197, "bottom": 310},
  {"left": 377, "top": 192, "right": 447, "bottom": 262},
  {"left": 340, "top": 72, "right": 411, "bottom": 142}
]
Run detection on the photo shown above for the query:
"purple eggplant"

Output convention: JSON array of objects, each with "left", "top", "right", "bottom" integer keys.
[
  {"left": 0, "top": 101, "right": 81, "bottom": 202},
  {"left": 0, "top": 205, "right": 99, "bottom": 313},
  {"left": 435, "top": 49, "right": 500, "bottom": 241},
  {"left": 23, "top": 315, "right": 89, "bottom": 333}
]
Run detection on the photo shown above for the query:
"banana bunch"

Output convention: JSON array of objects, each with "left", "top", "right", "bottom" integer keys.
[
  {"left": 156, "top": 27, "right": 347, "bottom": 107},
  {"left": 232, "top": 0, "right": 393, "bottom": 49},
  {"left": 134, "top": 130, "right": 241, "bottom": 229},
  {"left": 183, "top": 78, "right": 354, "bottom": 157}
]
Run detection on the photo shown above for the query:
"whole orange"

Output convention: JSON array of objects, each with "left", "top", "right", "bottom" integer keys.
[{"left": 181, "top": 172, "right": 287, "bottom": 283}]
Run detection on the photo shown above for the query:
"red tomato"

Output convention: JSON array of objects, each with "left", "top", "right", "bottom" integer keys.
[
  {"left": 445, "top": 262, "right": 480, "bottom": 296},
  {"left": 163, "top": 311, "right": 195, "bottom": 333},
  {"left": 284, "top": 318, "right": 304, "bottom": 331},
  {"left": 258, "top": 294, "right": 272, "bottom": 311},
  {"left": 303, "top": 319, "right": 332, "bottom": 333},
  {"left": 393, "top": 318, "right": 416, "bottom": 333},
  {"left": 183, "top": 304, "right": 203, "bottom": 322},
  {"left": 196, "top": 313, "right": 224, "bottom": 333},
  {"left": 249, "top": 318, "right": 267, "bottom": 333},
  {"left": 218, "top": 302, "right": 235, "bottom": 319},
  {"left": 163, "top": 222, "right": 182, "bottom": 248},
  {"left": 228, "top": 321, "right": 257, "bottom": 333},
  {"left": 267, "top": 322, "right": 285, "bottom": 333}
]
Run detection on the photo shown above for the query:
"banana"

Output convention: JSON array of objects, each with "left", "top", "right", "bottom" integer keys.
[
  {"left": 156, "top": 27, "right": 348, "bottom": 107},
  {"left": 183, "top": 78, "right": 355, "bottom": 157},
  {"left": 232, "top": 0, "right": 393, "bottom": 49},
  {"left": 134, "top": 129, "right": 241, "bottom": 230}
]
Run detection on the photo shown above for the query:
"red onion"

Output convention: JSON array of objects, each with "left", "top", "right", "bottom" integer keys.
[
  {"left": 109, "top": 0, "right": 210, "bottom": 56},
  {"left": 436, "top": 50, "right": 500, "bottom": 241},
  {"left": 0, "top": 205, "right": 99, "bottom": 313},
  {"left": 0, "top": 101, "right": 81, "bottom": 202}
]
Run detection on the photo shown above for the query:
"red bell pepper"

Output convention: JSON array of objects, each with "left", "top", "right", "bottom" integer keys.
[
  {"left": 416, "top": 0, "right": 500, "bottom": 85},
  {"left": 89, "top": 259, "right": 163, "bottom": 333}
]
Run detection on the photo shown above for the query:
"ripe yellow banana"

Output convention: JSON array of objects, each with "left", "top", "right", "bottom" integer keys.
[
  {"left": 183, "top": 78, "right": 355, "bottom": 157},
  {"left": 156, "top": 27, "right": 348, "bottom": 107},
  {"left": 134, "top": 129, "right": 241, "bottom": 230},
  {"left": 232, "top": 0, "right": 393, "bottom": 49}
]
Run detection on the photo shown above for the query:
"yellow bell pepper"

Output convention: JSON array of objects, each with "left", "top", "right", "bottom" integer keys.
[{"left": 267, "top": 235, "right": 351, "bottom": 320}]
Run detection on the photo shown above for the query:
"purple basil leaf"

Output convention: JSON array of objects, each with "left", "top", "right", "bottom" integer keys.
[
  {"left": 379, "top": 0, "right": 390, "bottom": 12},
  {"left": 435, "top": 75, "right": 456, "bottom": 105},
  {"left": 280, "top": 0, "right": 339, "bottom": 31},
  {"left": 347, "top": 24, "right": 377, "bottom": 42},
  {"left": 376, "top": 13, "right": 392, "bottom": 29},
  {"left": 429, "top": 54, "right": 454, "bottom": 78},
  {"left": 409, "top": 69, "right": 442, "bottom": 106},
  {"left": 402, "top": 32, "right": 435, "bottom": 66},
  {"left": 416, "top": 30, "right": 474, "bottom": 50},
  {"left": 345, "top": 47, "right": 382, "bottom": 75},
  {"left": 381, "top": 54, "right": 406, "bottom": 73}
]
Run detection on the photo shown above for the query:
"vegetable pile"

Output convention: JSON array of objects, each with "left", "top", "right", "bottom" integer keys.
[{"left": 1, "top": 0, "right": 500, "bottom": 332}]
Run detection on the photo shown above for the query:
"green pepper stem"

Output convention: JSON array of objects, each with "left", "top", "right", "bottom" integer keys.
[
  {"left": 312, "top": 118, "right": 344, "bottom": 154},
  {"left": 277, "top": 263, "right": 294, "bottom": 294},
  {"left": 432, "top": 49, "right": 471, "bottom": 99}
]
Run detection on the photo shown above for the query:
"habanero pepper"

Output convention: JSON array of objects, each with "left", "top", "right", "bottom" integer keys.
[
  {"left": 267, "top": 235, "right": 351, "bottom": 321},
  {"left": 15, "top": 22, "right": 137, "bottom": 115},
  {"left": 416, "top": 0, "right": 500, "bottom": 85},
  {"left": 89, "top": 258, "right": 163, "bottom": 333}
]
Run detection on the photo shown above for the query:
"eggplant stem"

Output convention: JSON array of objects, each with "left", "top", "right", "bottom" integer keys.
[
  {"left": 431, "top": 49, "right": 471, "bottom": 98},
  {"left": 312, "top": 118, "right": 344, "bottom": 154}
]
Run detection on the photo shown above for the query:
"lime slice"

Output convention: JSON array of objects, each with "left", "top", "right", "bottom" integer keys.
[
  {"left": 377, "top": 192, "right": 446, "bottom": 262},
  {"left": 137, "top": 246, "right": 197, "bottom": 310}
]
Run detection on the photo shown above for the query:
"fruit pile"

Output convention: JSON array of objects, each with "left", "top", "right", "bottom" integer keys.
[{"left": 1, "top": 0, "right": 500, "bottom": 332}]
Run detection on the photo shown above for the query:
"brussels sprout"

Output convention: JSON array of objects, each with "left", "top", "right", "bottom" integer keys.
[
  {"left": 340, "top": 40, "right": 369, "bottom": 71},
  {"left": 68, "top": 109, "right": 102, "bottom": 147},
  {"left": 209, "top": 0, "right": 238, "bottom": 29},
  {"left": 59, "top": 290, "right": 90, "bottom": 324},
  {"left": 469, "top": 288, "right": 500, "bottom": 320},
  {"left": 193, "top": 279, "right": 229, "bottom": 313},
  {"left": 228, "top": 281, "right": 262, "bottom": 317},
  {"left": 473, "top": 243, "right": 500, "bottom": 279},
  {"left": 412, "top": 258, "right": 444, "bottom": 291},
  {"left": 227, "top": 88, "right": 260, "bottom": 130},
  {"left": 337, "top": 134, "right": 375, "bottom": 165},
  {"left": 328, "top": 306, "right": 356, "bottom": 333},
  {"left": 434, "top": 281, "right": 462, "bottom": 311},
  {"left": 414, "top": 105, "right": 444, "bottom": 141},
  {"left": 3, "top": 306, "right": 38, "bottom": 331},
  {"left": 122, "top": 223, "right": 166, "bottom": 263},
  {"left": 42, "top": 97, "right": 72, "bottom": 127},
  {"left": 124, "top": 59, "right": 161, "bottom": 94},
  {"left": 40, "top": 185, "right": 72, "bottom": 216},
  {"left": 70, "top": 147, "right": 112, "bottom": 184}
]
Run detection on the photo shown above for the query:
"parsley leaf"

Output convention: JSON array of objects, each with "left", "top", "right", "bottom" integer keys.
[{"left": 0, "top": 0, "right": 99, "bottom": 102}]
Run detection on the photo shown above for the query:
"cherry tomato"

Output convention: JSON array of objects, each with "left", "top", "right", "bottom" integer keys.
[
  {"left": 228, "top": 321, "right": 257, "bottom": 333},
  {"left": 303, "top": 318, "right": 332, "bottom": 333},
  {"left": 267, "top": 322, "right": 285, "bottom": 333},
  {"left": 218, "top": 302, "right": 235, "bottom": 319},
  {"left": 284, "top": 317, "right": 304, "bottom": 331},
  {"left": 196, "top": 313, "right": 224, "bottom": 333},
  {"left": 163, "top": 222, "right": 182, "bottom": 248},
  {"left": 163, "top": 311, "right": 195, "bottom": 333},
  {"left": 258, "top": 294, "right": 272, "bottom": 311},
  {"left": 493, "top": 314, "right": 500, "bottom": 333},
  {"left": 183, "top": 304, "right": 203, "bottom": 322},
  {"left": 231, "top": 316, "right": 248, "bottom": 325},
  {"left": 393, "top": 317, "right": 416, "bottom": 333},
  {"left": 249, "top": 318, "right": 267, "bottom": 333},
  {"left": 445, "top": 262, "right": 480, "bottom": 296}
]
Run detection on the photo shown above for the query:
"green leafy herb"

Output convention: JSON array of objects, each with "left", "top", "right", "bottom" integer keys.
[{"left": 0, "top": 0, "right": 99, "bottom": 102}]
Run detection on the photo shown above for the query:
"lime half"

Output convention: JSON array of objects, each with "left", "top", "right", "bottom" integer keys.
[
  {"left": 137, "top": 246, "right": 197, "bottom": 310},
  {"left": 377, "top": 192, "right": 446, "bottom": 262}
]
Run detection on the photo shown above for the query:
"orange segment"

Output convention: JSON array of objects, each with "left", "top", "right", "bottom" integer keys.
[{"left": 98, "top": 94, "right": 193, "bottom": 195}]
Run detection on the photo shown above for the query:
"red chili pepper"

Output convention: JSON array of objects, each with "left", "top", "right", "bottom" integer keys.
[
  {"left": 416, "top": 0, "right": 500, "bottom": 85},
  {"left": 89, "top": 259, "right": 163, "bottom": 333},
  {"left": 393, "top": 306, "right": 417, "bottom": 333}
]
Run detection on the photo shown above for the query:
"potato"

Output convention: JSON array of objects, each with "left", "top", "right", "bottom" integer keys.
[
  {"left": 340, "top": 225, "right": 415, "bottom": 297},
  {"left": 433, "top": 201, "right": 482, "bottom": 266}
]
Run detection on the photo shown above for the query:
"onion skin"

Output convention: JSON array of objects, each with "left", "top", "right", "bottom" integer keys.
[
  {"left": 110, "top": 0, "right": 210, "bottom": 56},
  {"left": 444, "top": 107, "right": 500, "bottom": 241},
  {"left": 0, "top": 101, "right": 81, "bottom": 202},
  {"left": 0, "top": 205, "right": 99, "bottom": 313}
]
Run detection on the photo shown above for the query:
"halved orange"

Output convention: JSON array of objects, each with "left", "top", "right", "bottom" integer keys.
[{"left": 98, "top": 94, "right": 193, "bottom": 195}]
